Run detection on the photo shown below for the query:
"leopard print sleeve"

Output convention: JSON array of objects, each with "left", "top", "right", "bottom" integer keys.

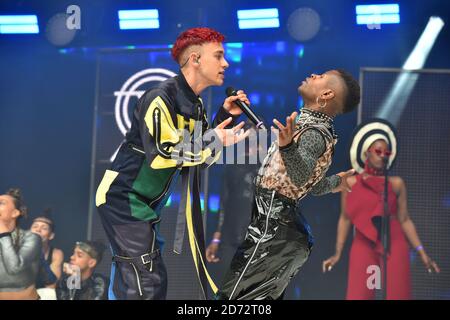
[
  {"left": 310, "top": 174, "right": 341, "bottom": 196},
  {"left": 279, "top": 128, "right": 326, "bottom": 188}
]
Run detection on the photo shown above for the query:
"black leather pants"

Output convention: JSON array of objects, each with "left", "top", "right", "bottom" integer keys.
[
  {"left": 98, "top": 207, "right": 167, "bottom": 300},
  {"left": 217, "top": 187, "right": 313, "bottom": 300}
]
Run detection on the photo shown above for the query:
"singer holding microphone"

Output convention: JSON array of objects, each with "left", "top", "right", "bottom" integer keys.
[
  {"left": 322, "top": 122, "right": 440, "bottom": 300},
  {"left": 96, "top": 27, "right": 251, "bottom": 300},
  {"left": 217, "top": 70, "right": 361, "bottom": 300}
]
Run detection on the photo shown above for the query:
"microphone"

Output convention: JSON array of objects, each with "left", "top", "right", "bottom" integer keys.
[
  {"left": 226, "top": 87, "right": 266, "bottom": 130},
  {"left": 382, "top": 154, "right": 390, "bottom": 170}
]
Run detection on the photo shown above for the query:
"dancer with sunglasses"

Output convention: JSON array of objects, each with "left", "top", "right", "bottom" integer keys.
[{"left": 322, "top": 129, "right": 440, "bottom": 299}]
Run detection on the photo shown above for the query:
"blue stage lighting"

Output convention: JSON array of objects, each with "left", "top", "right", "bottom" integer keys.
[
  {"left": 275, "top": 41, "right": 286, "bottom": 53},
  {"left": 295, "top": 44, "right": 305, "bottom": 58},
  {"left": 209, "top": 195, "right": 220, "bottom": 213},
  {"left": 225, "top": 42, "right": 243, "bottom": 62},
  {"left": 298, "top": 96, "right": 304, "bottom": 108},
  {"left": 356, "top": 4, "right": 399, "bottom": 15},
  {"left": 266, "top": 94, "right": 275, "bottom": 105},
  {"left": 118, "top": 9, "right": 159, "bottom": 30},
  {"left": 356, "top": 14, "right": 400, "bottom": 25},
  {"left": 200, "top": 194, "right": 205, "bottom": 211},
  {"left": 118, "top": 10, "right": 159, "bottom": 20},
  {"left": 249, "top": 93, "right": 261, "bottom": 105},
  {"left": 237, "top": 8, "right": 280, "bottom": 29},
  {"left": 164, "top": 195, "right": 172, "bottom": 207},
  {"left": 0, "top": 15, "right": 39, "bottom": 34},
  {"left": 355, "top": 4, "right": 400, "bottom": 25}
]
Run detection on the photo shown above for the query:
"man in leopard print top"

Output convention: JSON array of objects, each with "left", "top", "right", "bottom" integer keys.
[{"left": 217, "top": 69, "right": 361, "bottom": 300}]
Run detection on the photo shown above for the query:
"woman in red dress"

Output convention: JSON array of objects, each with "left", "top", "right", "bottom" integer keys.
[{"left": 322, "top": 137, "right": 440, "bottom": 299}]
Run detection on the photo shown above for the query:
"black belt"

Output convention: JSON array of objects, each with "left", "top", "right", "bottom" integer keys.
[
  {"left": 112, "top": 249, "right": 161, "bottom": 298},
  {"left": 113, "top": 249, "right": 160, "bottom": 266}
]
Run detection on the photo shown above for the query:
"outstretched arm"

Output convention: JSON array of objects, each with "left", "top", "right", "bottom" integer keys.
[{"left": 310, "top": 175, "right": 341, "bottom": 196}]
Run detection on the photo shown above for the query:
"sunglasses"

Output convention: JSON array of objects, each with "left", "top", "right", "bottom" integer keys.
[{"left": 368, "top": 147, "right": 392, "bottom": 157}]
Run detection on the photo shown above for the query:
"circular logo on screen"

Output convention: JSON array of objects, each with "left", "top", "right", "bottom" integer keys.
[{"left": 114, "top": 68, "right": 177, "bottom": 136}]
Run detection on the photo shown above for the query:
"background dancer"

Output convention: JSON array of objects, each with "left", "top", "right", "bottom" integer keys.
[{"left": 322, "top": 120, "right": 440, "bottom": 299}]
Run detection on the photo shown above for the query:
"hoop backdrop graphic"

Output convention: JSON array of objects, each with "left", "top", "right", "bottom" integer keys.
[{"left": 114, "top": 68, "right": 177, "bottom": 136}]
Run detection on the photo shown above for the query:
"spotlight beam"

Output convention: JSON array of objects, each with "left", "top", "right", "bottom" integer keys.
[{"left": 376, "top": 17, "right": 445, "bottom": 124}]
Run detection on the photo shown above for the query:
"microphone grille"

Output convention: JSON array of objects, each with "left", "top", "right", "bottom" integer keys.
[{"left": 225, "top": 86, "right": 236, "bottom": 97}]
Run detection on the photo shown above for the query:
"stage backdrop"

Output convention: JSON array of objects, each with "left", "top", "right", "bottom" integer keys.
[{"left": 359, "top": 68, "right": 450, "bottom": 299}]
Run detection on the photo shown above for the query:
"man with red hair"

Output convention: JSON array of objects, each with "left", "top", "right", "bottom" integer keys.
[{"left": 96, "top": 27, "right": 249, "bottom": 300}]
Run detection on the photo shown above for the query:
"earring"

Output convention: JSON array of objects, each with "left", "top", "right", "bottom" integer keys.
[{"left": 316, "top": 96, "right": 327, "bottom": 109}]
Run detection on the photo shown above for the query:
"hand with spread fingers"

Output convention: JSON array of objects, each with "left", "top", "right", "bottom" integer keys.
[
  {"left": 214, "top": 117, "right": 250, "bottom": 147},
  {"left": 332, "top": 169, "right": 356, "bottom": 193},
  {"left": 271, "top": 111, "right": 299, "bottom": 148}
]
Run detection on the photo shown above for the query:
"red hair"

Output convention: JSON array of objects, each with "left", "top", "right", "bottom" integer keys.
[{"left": 171, "top": 27, "right": 225, "bottom": 63}]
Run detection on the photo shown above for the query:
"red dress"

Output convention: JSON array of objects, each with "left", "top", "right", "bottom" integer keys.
[{"left": 345, "top": 174, "right": 411, "bottom": 299}]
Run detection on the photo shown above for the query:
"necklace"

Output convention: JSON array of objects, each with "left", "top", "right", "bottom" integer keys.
[{"left": 295, "top": 108, "right": 337, "bottom": 138}]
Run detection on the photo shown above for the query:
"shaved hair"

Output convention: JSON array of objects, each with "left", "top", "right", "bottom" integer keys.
[{"left": 334, "top": 69, "right": 360, "bottom": 113}]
